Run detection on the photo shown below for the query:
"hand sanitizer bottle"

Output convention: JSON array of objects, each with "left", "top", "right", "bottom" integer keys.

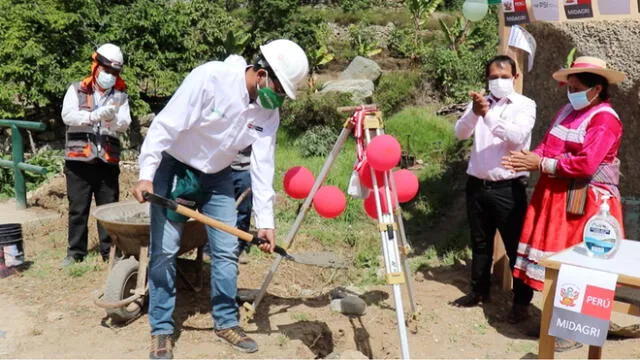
[{"left": 582, "top": 193, "right": 622, "bottom": 258}]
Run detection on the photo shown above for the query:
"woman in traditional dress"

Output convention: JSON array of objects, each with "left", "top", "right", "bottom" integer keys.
[{"left": 503, "top": 56, "right": 625, "bottom": 351}]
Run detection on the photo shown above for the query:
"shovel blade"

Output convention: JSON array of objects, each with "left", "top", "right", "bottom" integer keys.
[{"left": 286, "top": 251, "right": 347, "bottom": 269}]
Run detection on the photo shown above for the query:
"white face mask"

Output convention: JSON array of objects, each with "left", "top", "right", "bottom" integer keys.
[
  {"left": 96, "top": 71, "right": 116, "bottom": 90},
  {"left": 488, "top": 78, "right": 514, "bottom": 99}
]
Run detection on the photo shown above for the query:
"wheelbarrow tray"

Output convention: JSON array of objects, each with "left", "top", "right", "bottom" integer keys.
[{"left": 92, "top": 200, "right": 207, "bottom": 258}]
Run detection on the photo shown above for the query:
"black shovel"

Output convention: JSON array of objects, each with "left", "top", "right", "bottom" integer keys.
[{"left": 142, "top": 191, "right": 346, "bottom": 268}]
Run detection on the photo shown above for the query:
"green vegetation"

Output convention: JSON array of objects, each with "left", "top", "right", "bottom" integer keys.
[
  {"left": 373, "top": 71, "right": 423, "bottom": 116},
  {"left": 280, "top": 90, "right": 353, "bottom": 136},
  {"left": 0, "top": 0, "right": 496, "bottom": 277},
  {"left": 0, "top": 149, "right": 63, "bottom": 197}
]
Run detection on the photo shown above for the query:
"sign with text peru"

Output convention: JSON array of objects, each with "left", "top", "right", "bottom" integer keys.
[{"left": 549, "top": 264, "right": 618, "bottom": 346}]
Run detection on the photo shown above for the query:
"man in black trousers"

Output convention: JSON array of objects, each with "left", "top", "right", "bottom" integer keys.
[
  {"left": 452, "top": 55, "right": 536, "bottom": 323},
  {"left": 60, "top": 43, "right": 131, "bottom": 267}
]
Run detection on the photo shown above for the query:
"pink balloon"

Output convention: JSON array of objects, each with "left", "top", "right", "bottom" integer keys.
[
  {"left": 313, "top": 186, "right": 347, "bottom": 218},
  {"left": 393, "top": 169, "right": 419, "bottom": 203},
  {"left": 283, "top": 166, "right": 315, "bottom": 199},
  {"left": 363, "top": 189, "right": 397, "bottom": 219},
  {"left": 366, "top": 135, "right": 401, "bottom": 172},
  {"left": 358, "top": 160, "right": 384, "bottom": 189}
]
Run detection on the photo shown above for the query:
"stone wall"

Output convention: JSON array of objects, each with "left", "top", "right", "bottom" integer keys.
[{"left": 523, "top": 20, "right": 640, "bottom": 196}]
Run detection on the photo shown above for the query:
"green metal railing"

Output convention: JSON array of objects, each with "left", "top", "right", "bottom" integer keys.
[{"left": 0, "top": 120, "right": 48, "bottom": 209}]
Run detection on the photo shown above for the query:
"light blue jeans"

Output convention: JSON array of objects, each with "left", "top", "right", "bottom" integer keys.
[{"left": 149, "top": 153, "right": 239, "bottom": 335}]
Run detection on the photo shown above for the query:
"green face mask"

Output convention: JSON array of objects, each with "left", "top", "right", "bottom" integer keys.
[{"left": 256, "top": 76, "right": 285, "bottom": 110}]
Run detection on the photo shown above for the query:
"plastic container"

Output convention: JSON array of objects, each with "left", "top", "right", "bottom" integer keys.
[
  {"left": 582, "top": 194, "right": 622, "bottom": 258},
  {"left": 0, "top": 223, "right": 24, "bottom": 267}
]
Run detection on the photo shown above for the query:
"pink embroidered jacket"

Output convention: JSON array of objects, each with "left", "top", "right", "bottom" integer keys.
[{"left": 533, "top": 102, "right": 622, "bottom": 193}]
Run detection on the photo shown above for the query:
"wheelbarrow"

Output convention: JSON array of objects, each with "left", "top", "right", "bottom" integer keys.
[{"left": 92, "top": 200, "right": 207, "bottom": 324}]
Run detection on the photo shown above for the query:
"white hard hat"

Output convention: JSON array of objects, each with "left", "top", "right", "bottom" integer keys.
[
  {"left": 96, "top": 43, "right": 124, "bottom": 71},
  {"left": 259, "top": 39, "right": 309, "bottom": 100}
]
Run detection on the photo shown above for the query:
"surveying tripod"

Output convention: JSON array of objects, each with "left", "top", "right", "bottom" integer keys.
[{"left": 248, "top": 104, "right": 416, "bottom": 359}]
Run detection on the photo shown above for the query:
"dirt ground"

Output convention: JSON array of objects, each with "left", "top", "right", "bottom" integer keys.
[{"left": 2, "top": 170, "right": 640, "bottom": 359}]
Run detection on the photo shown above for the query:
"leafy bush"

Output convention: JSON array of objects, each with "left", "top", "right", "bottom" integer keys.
[
  {"left": 24, "top": 149, "right": 64, "bottom": 190},
  {"left": 423, "top": 46, "right": 486, "bottom": 103},
  {"left": 439, "top": 0, "right": 465, "bottom": 10},
  {"left": 388, "top": 26, "right": 414, "bottom": 58},
  {"left": 0, "top": 0, "right": 244, "bottom": 119},
  {"left": 280, "top": 90, "right": 353, "bottom": 137},
  {"left": 0, "top": 149, "right": 63, "bottom": 197},
  {"left": 294, "top": 126, "right": 339, "bottom": 158},
  {"left": 373, "top": 71, "right": 423, "bottom": 116},
  {"left": 247, "top": 0, "right": 324, "bottom": 59},
  {"left": 407, "top": 0, "right": 443, "bottom": 58},
  {"left": 0, "top": 0, "right": 99, "bottom": 117},
  {"left": 339, "top": 0, "right": 372, "bottom": 12},
  {"left": 422, "top": 11, "right": 498, "bottom": 103},
  {"left": 348, "top": 23, "right": 382, "bottom": 58}
]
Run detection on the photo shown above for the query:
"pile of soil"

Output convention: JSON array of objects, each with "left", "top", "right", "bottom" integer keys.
[{"left": 29, "top": 169, "right": 140, "bottom": 213}]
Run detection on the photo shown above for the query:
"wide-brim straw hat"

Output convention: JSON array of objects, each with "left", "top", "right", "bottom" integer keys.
[{"left": 552, "top": 56, "right": 625, "bottom": 84}]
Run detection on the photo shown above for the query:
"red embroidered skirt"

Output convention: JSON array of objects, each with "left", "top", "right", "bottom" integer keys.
[{"left": 513, "top": 175, "right": 624, "bottom": 291}]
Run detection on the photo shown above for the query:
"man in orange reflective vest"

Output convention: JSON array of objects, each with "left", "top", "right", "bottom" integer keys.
[{"left": 60, "top": 43, "right": 132, "bottom": 268}]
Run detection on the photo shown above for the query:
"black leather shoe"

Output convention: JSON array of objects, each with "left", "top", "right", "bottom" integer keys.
[
  {"left": 450, "top": 292, "right": 490, "bottom": 308},
  {"left": 508, "top": 303, "right": 532, "bottom": 324}
]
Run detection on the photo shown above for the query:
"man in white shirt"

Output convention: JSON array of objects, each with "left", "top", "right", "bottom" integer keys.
[
  {"left": 60, "top": 43, "right": 131, "bottom": 268},
  {"left": 132, "top": 39, "right": 308, "bottom": 358},
  {"left": 452, "top": 55, "right": 536, "bottom": 324}
]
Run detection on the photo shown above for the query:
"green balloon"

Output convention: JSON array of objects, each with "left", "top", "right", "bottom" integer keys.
[{"left": 462, "top": 0, "right": 489, "bottom": 22}]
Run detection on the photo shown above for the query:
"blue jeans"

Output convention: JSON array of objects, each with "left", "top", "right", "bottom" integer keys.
[
  {"left": 149, "top": 153, "right": 239, "bottom": 335},
  {"left": 232, "top": 169, "right": 252, "bottom": 254},
  {"left": 203, "top": 169, "right": 252, "bottom": 256}
]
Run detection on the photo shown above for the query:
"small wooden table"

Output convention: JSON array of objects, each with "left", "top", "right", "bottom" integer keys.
[{"left": 538, "top": 239, "right": 640, "bottom": 359}]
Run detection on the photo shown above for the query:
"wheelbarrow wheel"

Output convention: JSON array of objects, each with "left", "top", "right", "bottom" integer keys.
[{"left": 104, "top": 256, "right": 144, "bottom": 324}]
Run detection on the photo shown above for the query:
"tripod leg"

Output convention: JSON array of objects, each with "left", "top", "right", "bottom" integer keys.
[
  {"left": 394, "top": 208, "right": 418, "bottom": 314},
  {"left": 251, "top": 125, "right": 353, "bottom": 311},
  {"left": 366, "top": 128, "right": 411, "bottom": 359}
]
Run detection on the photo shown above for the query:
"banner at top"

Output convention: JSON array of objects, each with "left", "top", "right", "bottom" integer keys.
[
  {"left": 532, "top": 0, "right": 561, "bottom": 21},
  {"left": 598, "top": 0, "right": 631, "bottom": 15},
  {"left": 564, "top": 0, "right": 594, "bottom": 19},
  {"left": 503, "top": 0, "right": 531, "bottom": 25}
]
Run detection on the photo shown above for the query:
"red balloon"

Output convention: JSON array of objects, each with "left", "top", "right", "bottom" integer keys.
[
  {"left": 313, "top": 186, "right": 347, "bottom": 218},
  {"left": 358, "top": 160, "right": 384, "bottom": 189},
  {"left": 283, "top": 166, "right": 315, "bottom": 199},
  {"left": 363, "top": 189, "right": 397, "bottom": 219},
  {"left": 393, "top": 169, "right": 419, "bottom": 203},
  {"left": 366, "top": 135, "right": 401, "bottom": 172}
]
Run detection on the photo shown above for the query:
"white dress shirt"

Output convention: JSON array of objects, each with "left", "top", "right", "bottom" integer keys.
[
  {"left": 454, "top": 92, "right": 536, "bottom": 181},
  {"left": 138, "top": 56, "right": 279, "bottom": 229},
  {"left": 61, "top": 85, "right": 132, "bottom": 134}
]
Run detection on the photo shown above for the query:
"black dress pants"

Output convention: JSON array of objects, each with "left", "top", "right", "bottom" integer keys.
[
  {"left": 65, "top": 160, "right": 120, "bottom": 260},
  {"left": 465, "top": 175, "right": 533, "bottom": 305}
]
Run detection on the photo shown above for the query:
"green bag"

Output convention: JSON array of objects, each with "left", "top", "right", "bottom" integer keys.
[{"left": 167, "top": 166, "right": 202, "bottom": 222}]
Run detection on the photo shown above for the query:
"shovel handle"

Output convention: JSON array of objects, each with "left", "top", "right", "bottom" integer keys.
[{"left": 142, "top": 191, "right": 291, "bottom": 259}]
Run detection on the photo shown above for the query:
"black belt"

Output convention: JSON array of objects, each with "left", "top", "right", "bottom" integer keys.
[{"left": 468, "top": 175, "right": 527, "bottom": 189}]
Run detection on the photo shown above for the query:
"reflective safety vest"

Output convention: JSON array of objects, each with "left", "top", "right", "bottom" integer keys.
[{"left": 64, "top": 82, "right": 128, "bottom": 164}]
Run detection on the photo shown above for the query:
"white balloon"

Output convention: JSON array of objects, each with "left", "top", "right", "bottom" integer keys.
[{"left": 462, "top": 0, "right": 489, "bottom": 22}]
